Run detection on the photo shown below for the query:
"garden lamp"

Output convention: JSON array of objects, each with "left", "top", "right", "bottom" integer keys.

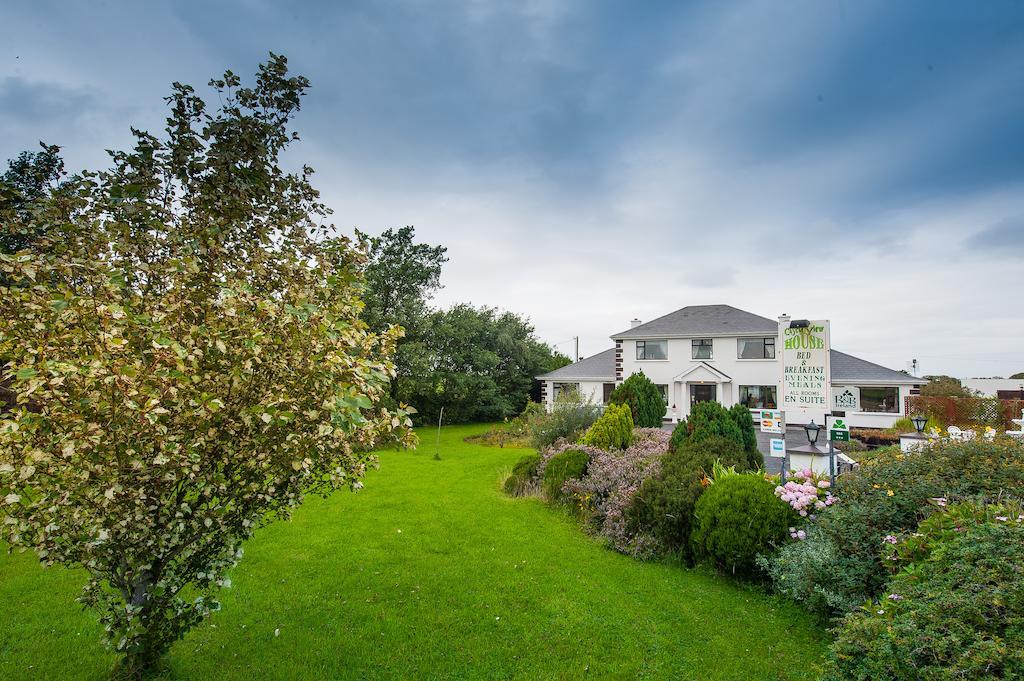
[
  {"left": 911, "top": 414, "right": 927, "bottom": 434},
  {"left": 804, "top": 420, "right": 821, "bottom": 445}
]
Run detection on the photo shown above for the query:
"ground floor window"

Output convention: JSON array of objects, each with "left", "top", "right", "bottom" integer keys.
[
  {"left": 553, "top": 382, "right": 580, "bottom": 400},
  {"left": 739, "top": 385, "right": 777, "bottom": 409},
  {"left": 657, "top": 384, "right": 669, "bottom": 405},
  {"left": 602, "top": 383, "right": 615, "bottom": 404},
  {"left": 860, "top": 386, "right": 899, "bottom": 413}
]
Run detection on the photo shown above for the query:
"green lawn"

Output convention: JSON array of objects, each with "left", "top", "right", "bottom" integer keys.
[{"left": 0, "top": 424, "right": 827, "bottom": 680}]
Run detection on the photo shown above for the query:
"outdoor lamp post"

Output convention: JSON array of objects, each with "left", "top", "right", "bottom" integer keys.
[
  {"left": 804, "top": 419, "right": 821, "bottom": 445},
  {"left": 911, "top": 414, "right": 928, "bottom": 434}
]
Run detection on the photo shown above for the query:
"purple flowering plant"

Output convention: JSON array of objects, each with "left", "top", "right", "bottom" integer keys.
[{"left": 562, "top": 428, "right": 670, "bottom": 554}]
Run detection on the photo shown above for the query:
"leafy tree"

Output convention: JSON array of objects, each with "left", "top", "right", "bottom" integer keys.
[
  {"left": 921, "top": 375, "right": 976, "bottom": 398},
  {"left": 610, "top": 372, "right": 666, "bottom": 427},
  {"left": 728, "top": 403, "right": 763, "bottom": 469},
  {"left": 0, "top": 55, "right": 414, "bottom": 677},
  {"left": 356, "top": 226, "right": 447, "bottom": 334},
  {"left": 356, "top": 226, "right": 447, "bottom": 406},
  {"left": 396, "top": 304, "right": 561, "bottom": 424},
  {"left": 0, "top": 142, "right": 65, "bottom": 257},
  {"left": 1011, "top": 372, "right": 1024, "bottom": 379}
]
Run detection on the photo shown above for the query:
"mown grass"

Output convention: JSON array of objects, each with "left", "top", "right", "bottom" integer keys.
[{"left": 0, "top": 424, "right": 827, "bottom": 679}]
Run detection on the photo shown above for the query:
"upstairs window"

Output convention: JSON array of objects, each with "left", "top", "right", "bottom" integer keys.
[
  {"left": 738, "top": 337, "right": 776, "bottom": 359},
  {"left": 636, "top": 340, "right": 668, "bottom": 360},
  {"left": 691, "top": 338, "right": 713, "bottom": 360}
]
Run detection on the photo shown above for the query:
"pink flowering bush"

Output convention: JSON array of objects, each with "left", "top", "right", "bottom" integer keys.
[
  {"left": 774, "top": 468, "right": 837, "bottom": 519},
  {"left": 563, "top": 428, "right": 669, "bottom": 555}
]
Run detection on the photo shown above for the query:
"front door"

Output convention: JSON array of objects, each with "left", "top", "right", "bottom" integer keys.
[{"left": 690, "top": 383, "right": 716, "bottom": 406}]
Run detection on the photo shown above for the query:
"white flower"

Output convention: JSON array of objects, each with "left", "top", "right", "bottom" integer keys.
[{"left": 4, "top": 493, "right": 21, "bottom": 505}]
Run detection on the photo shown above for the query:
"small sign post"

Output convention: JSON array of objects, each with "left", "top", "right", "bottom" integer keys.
[
  {"left": 829, "top": 418, "right": 850, "bottom": 442},
  {"left": 760, "top": 409, "right": 784, "bottom": 434},
  {"left": 769, "top": 438, "right": 786, "bottom": 458}
]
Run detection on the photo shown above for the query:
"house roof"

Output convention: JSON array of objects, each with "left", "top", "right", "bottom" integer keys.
[
  {"left": 536, "top": 346, "right": 925, "bottom": 385},
  {"left": 830, "top": 349, "right": 924, "bottom": 385},
  {"left": 536, "top": 348, "right": 616, "bottom": 381},
  {"left": 611, "top": 304, "right": 778, "bottom": 339}
]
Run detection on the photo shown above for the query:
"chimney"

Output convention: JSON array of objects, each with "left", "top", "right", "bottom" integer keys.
[
  {"left": 778, "top": 313, "right": 790, "bottom": 327},
  {"left": 630, "top": 318, "right": 642, "bottom": 329}
]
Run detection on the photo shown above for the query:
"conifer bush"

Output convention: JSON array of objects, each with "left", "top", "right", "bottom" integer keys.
[
  {"left": 609, "top": 373, "right": 665, "bottom": 428},
  {"left": 690, "top": 474, "right": 796, "bottom": 576},
  {"left": 580, "top": 403, "right": 634, "bottom": 450},
  {"left": 627, "top": 435, "right": 752, "bottom": 560}
]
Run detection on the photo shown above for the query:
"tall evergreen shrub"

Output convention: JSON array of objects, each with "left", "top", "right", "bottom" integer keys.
[{"left": 610, "top": 372, "right": 666, "bottom": 428}]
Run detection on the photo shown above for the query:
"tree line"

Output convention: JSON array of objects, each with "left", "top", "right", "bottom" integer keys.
[{"left": 2, "top": 154, "right": 569, "bottom": 427}]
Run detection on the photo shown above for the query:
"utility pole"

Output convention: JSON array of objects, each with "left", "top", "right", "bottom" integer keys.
[{"left": 575, "top": 336, "right": 580, "bottom": 362}]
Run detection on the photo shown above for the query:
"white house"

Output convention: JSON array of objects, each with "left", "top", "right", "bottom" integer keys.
[
  {"left": 961, "top": 377, "right": 1024, "bottom": 399},
  {"left": 537, "top": 304, "right": 925, "bottom": 430}
]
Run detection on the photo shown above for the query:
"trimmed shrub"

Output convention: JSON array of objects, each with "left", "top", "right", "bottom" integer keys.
[
  {"left": 579, "top": 403, "right": 633, "bottom": 450},
  {"left": 765, "top": 438, "right": 1024, "bottom": 617},
  {"left": 543, "top": 449, "right": 591, "bottom": 502},
  {"left": 670, "top": 401, "right": 744, "bottom": 453},
  {"left": 691, "top": 474, "right": 796, "bottom": 576},
  {"left": 503, "top": 452, "right": 542, "bottom": 496},
  {"left": 627, "top": 434, "right": 752, "bottom": 560},
  {"left": 824, "top": 502, "right": 1024, "bottom": 680},
  {"left": 528, "top": 391, "right": 602, "bottom": 450},
  {"left": 610, "top": 372, "right": 666, "bottom": 428}
]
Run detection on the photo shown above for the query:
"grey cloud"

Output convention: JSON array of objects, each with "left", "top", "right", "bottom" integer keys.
[{"left": 969, "top": 217, "right": 1024, "bottom": 252}]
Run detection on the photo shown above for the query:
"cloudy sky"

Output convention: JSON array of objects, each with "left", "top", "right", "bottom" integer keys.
[{"left": 4, "top": 1, "right": 1023, "bottom": 378}]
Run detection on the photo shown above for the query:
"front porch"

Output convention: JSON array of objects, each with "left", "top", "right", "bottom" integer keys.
[{"left": 667, "top": 361, "right": 733, "bottom": 423}]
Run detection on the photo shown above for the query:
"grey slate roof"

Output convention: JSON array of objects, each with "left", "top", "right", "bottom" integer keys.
[
  {"left": 535, "top": 346, "right": 924, "bottom": 385},
  {"left": 612, "top": 304, "right": 778, "bottom": 339},
  {"left": 830, "top": 349, "right": 924, "bottom": 384},
  {"left": 537, "top": 348, "right": 616, "bottom": 381}
]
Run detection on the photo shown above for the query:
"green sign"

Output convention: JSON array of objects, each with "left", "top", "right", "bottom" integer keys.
[{"left": 829, "top": 418, "right": 849, "bottom": 442}]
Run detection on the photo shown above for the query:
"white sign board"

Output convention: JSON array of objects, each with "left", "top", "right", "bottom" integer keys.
[
  {"left": 769, "top": 438, "right": 786, "bottom": 458},
  {"left": 759, "top": 409, "right": 784, "bottom": 434},
  {"left": 781, "top": 320, "right": 831, "bottom": 419},
  {"left": 833, "top": 386, "right": 861, "bottom": 412}
]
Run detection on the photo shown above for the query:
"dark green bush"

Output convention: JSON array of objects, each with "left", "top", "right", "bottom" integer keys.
[
  {"left": 503, "top": 452, "right": 542, "bottom": 496},
  {"left": 579, "top": 403, "right": 633, "bottom": 450},
  {"left": 728, "top": 403, "right": 762, "bottom": 469},
  {"left": 670, "top": 401, "right": 744, "bottom": 453},
  {"left": 691, "top": 473, "right": 796, "bottom": 576},
  {"left": 543, "top": 449, "right": 590, "bottom": 502},
  {"left": 824, "top": 502, "right": 1024, "bottom": 680},
  {"left": 627, "top": 435, "right": 752, "bottom": 560},
  {"left": 610, "top": 372, "right": 666, "bottom": 428},
  {"left": 765, "top": 438, "right": 1024, "bottom": 617}
]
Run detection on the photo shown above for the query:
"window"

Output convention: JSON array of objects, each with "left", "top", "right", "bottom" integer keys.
[
  {"left": 738, "top": 337, "right": 776, "bottom": 359},
  {"left": 739, "top": 385, "right": 777, "bottom": 409},
  {"left": 691, "top": 338, "right": 713, "bottom": 360},
  {"left": 656, "top": 384, "right": 669, "bottom": 405},
  {"left": 636, "top": 339, "right": 668, "bottom": 360},
  {"left": 860, "top": 387, "right": 899, "bottom": 413},
  {"left": 602, "top": 383, "right": 615, "bottom": 405},
  {"left": 552, "top": 382, "right": 580, "bottom": 400}
]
